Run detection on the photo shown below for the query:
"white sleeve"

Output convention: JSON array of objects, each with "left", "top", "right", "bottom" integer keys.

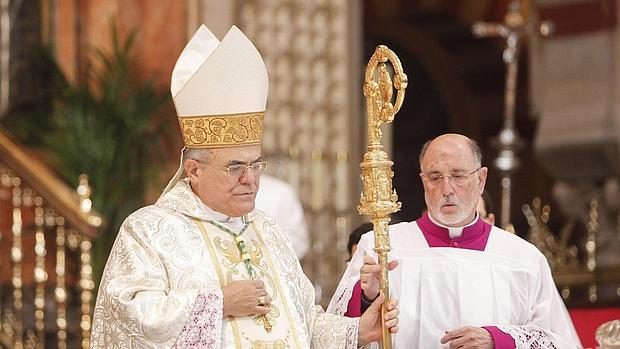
[
  {"left": 327, "top": 233, "right": 375, "bottom": 315},
  {"left": 91, "top": 220, "right": 224, "bottom": 348},
  {"left": 498, "top": 254, "right": 582, "bottom": 349}
]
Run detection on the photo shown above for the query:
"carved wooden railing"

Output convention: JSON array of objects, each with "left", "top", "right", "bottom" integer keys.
[{"left": 0, "top": 128, "right": 102, "bottom": 349}]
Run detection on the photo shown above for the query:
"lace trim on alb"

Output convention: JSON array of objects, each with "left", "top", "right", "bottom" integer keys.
[
  {"left": 173, "top": 287, "right": 223, "bottom": 348},
  {"left": 329, "top": 277, "right": 358, "bottom": 316},
  {"left": 497, "top": 325, "right": 557, "bottom": 349},
  {"left": 346, "top": 317, "right": 360, "bottom": 349}
]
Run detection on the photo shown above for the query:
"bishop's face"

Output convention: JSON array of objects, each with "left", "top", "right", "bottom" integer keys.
[
  {"left": 419, "top": 135, "right": 487, "bottom": 227},
  {"left": 185, "top": 145, "right": 262, "bottom": 217}
]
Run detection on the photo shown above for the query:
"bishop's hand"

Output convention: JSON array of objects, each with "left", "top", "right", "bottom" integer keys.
[
  {"left": 357, "top": 293, "right": 399, "bottom": 346},
  {"left": 222, "top": 280, "right": 271, "bottom": 317}
]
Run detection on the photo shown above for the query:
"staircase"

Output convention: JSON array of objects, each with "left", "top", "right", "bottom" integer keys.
[{"left": 0, "top": 128, "right": 102, "bottom": 349}]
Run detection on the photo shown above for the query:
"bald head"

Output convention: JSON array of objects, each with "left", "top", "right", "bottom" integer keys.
[
  {"left": 418, "top": 134, "right": 487, "bottom": 227},
  {"left": 419, "top": 134, "right": 481, "bottom": 172}
]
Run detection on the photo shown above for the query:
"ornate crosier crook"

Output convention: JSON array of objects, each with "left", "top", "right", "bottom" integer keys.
[{"left": 358, "top": 45, "right": 407, "bottom": 349}]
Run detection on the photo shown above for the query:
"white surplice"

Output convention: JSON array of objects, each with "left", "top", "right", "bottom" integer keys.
[
  {"left": 328, "top": 221, "right": 582, "bottom": 349},
  {"left": 91, "top": 179, "right": 358, "bottom": 348}
]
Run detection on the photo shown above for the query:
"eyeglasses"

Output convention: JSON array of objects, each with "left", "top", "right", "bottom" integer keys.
[
  {"left": 224, "top": 161, "right": 267, "bottom": 177},
  {"left": 421, "top": 168, "right": 480, "bottom": 186},
  {"left": 193, "top": 159, "right": 268, "bottom": 177}
]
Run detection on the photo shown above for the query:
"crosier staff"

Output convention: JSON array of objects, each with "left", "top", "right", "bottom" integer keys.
[{"left": 358, "top": 45, "right": 407, "bottom": 349}]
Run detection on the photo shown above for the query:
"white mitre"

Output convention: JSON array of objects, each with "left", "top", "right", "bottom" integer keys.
[{"left": 162, "top": 24, "right": 268, "bottom": 196}]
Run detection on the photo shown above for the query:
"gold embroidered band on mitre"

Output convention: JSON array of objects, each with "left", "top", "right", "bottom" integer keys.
[{"left": 178, "top": 111, "right": 264, "bottom": 148}]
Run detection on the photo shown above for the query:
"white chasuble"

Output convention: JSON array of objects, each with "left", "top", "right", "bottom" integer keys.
[
  {"left": 91, "top": 179, "right": 359, "bottom": 349},
  {"left": 196, "top": 219, "right": 301, "bottom": 348}
]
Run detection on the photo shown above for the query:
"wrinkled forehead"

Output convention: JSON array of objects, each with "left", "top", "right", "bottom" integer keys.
[
  {"left": 421, "top": 141, "right": 476, "bottom": 173},
  {"left": 210, "top": 145, "right": 262, "bottom": 164}
]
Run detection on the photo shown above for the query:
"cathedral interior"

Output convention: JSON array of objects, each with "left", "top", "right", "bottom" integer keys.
[{"left": 0, "top": 0, "right": 619, "bottom": 347}]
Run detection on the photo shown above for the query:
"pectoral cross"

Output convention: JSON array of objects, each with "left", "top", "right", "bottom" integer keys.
[
  {"left": 235, "top": 235, "right": 274, "bottom": 333},
  {"left": 209, "top": 221, "right": 274, "bottom": 332},
  {"left": 471, "top": 0, "right": 553, "bottom": 230}
]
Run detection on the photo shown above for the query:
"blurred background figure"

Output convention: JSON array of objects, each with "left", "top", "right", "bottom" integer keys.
[
  {"left": 347, "top": 222, "right": 374, "bottom": 261},
  {"left": 255, "top": 174, "right": 310, "bottom": 259},
  {"left": 477, "top": 190, "right": 496, "bottom": 226}
]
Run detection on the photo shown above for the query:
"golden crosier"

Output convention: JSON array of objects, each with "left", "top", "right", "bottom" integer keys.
[{"left": 358, "top": 45, "right": 407, "bottom": 349}]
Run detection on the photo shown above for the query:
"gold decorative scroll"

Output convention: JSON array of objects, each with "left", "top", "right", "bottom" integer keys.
[
  {"left": 522, "top": 198, "right": 579, "bottom": 270},
  {"left": 358, "top": 45, "right": 407, "bottom": 349},
  {"left": 178, "top": 111, "right": 264, "bottom": 148}
]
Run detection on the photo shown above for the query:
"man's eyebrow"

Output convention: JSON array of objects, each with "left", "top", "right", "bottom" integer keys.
[
  {"left": 423, "top": 169, "right": 469, "bottom": 176},
  {"left": 226, "top": 157, "right": 263, "bottom": 166},
  {"left": 226, "top": 160, "right": 246, "bottom": 166}
]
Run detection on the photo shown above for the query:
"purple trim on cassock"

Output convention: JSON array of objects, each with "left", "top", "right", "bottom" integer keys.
[
  {"left": 483, "top": 326, "right": 516, "bottom": 349},
  {"left": 345, "top": 280, "right": 362, "bottom": 317},
  {"left": 415, "top": 211, "right": 491, "bottom": 250}
]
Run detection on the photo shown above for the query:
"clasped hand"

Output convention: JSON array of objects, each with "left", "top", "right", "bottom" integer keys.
[
  {"left": 358, "top": 293, "right": 400, "bottom": 346},
  {"left": 360, "top": 255, "right": 399, "bottom": 300},
  {"left": 357, "top": 255, "right": 401, "bottom": 346},
  {"left": 222, "top": 280, "right": 271, "bottom": 317}
]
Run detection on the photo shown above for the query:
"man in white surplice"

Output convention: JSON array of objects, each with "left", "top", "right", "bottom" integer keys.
[
  {"left": 328, "top": 134, "right": 582, "bottom": 348},
  {"left": 255, "top": 174, "right": 310, "bottom": 259},
  {"left": 90, "top": 24, "right": 399, "bottom": 348}
]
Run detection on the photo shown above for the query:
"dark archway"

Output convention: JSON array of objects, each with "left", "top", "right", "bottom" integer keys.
[
  {"left": 362, "top": 34, "right": 450, "bottom": 221},
  {"left": 364, "top": 13, "right": 505, "bottom": 222}
]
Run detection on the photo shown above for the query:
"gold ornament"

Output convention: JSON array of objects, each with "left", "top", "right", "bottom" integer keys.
[
  {"left": 358, "top": 45, "right": 407, "bottom": 349},
  {"left": 178, "top": 111, "right": 264, "bottom": 148}
]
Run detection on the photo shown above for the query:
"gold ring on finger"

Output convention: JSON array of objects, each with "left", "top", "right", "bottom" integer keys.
[{"left": 258, "top": 296, "right": 266, "bottom": 305}]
